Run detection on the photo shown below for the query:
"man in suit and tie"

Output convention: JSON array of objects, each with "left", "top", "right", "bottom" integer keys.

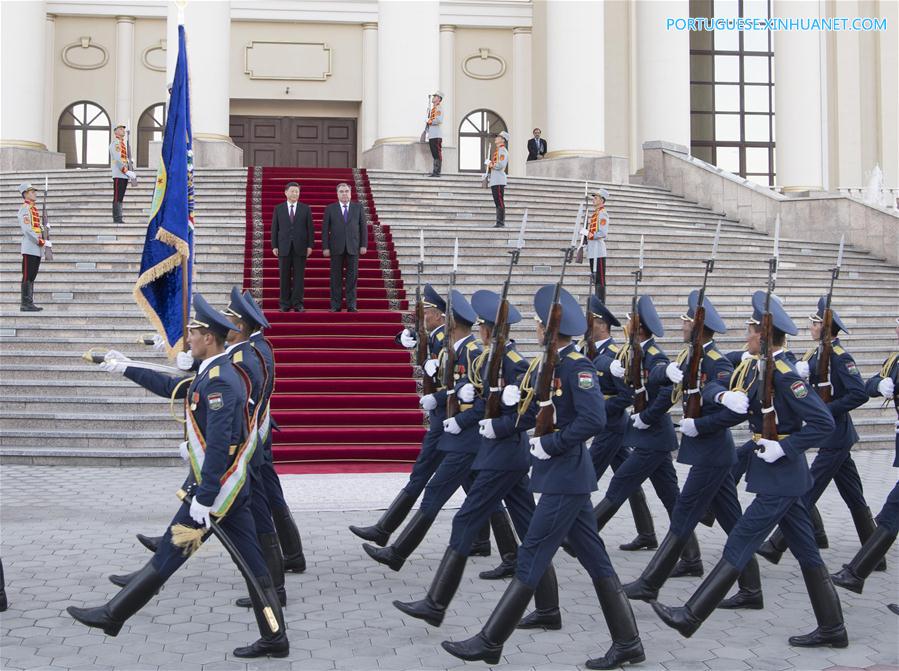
[
  {"left": 271, "top": 181, "right": 314, "bottom": 312},
  {"left": 322, "top": 183, "right": 368, "bottom": 312},
  {"left": 526, "top": 128, "right": 547, "bottom": 161}
]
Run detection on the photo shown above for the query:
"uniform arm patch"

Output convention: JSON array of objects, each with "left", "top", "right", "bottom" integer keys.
[
  {"left": 577, "top": 372, "right": 595, "bottom": 389},
  {"left": 208, "top": 392, "right": 224, "bottom": 410},
  {"left": 790, "top": 381, "right": 808, "bottom": 399}
]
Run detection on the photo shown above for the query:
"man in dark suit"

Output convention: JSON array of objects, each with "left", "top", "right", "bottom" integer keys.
[
  {"left": 321, "top": 182, "right": 368, "bottom": 312},
  {"left": 271, "top": 182, "right": 314, "bottom": 312},
  {"left": 526, "top": 128, "right": 547, "bottom": 161}
]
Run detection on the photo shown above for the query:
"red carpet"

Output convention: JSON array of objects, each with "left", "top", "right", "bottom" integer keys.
[{"left": 244, "top": 167, "right": 426, "bottom": 471}]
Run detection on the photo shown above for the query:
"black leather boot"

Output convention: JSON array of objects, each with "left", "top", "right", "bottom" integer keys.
[
  {"left": 850, "top": 506, "right": 886, "bottom": 571},
  {"left": 20, "top": 282, "right": 41, "bottom": 311},
  {"left": 349, "top": 490, "right": 415, "bottom": 547},
  {"left": 670, "top": 532, "right": 704, "bottom": 578},
  {"left": 394, "top": 547, "right": 467, "bottom": 626},
  {"left": 233, "top": 575, "right": 290, "bottom": 658},
  {"left": 441, "top": 578, "right": 534, "bottom": 664},
  {"left": 0, "top": 557, "right": 7, "bottom": 612},
  {"left": 237, "top": 533, "right": 286, "bottom": 608},
  {"left": 363, "top": 511, "right": 434, "bottom": 571},
  {"left": 788, "top": 564, "right": 848, "bottom": 648},
  {"left": 136, "top": 533, "right": 162, "bottom": 553},
  {"left": 810, "top": 504, "right": 829, "bottom": 549},
  {"left": 470, "top": 521, "right": 492, "bottom": 556},
  {"left": 619, "top": 488, "right": 658, "bottom": 551},
  {"left": 832, "top": 526, "right": 896, "bottom": 594},
  {"left": 586, "top": 575, "right": 646, "bottom": 669},
  {"left": 699, "top": 507, "right": 716, "bottom": 528},
  {"left": 494, "top": 207, "right": 505, "bottom": 228},
  {"left": 718, "top": 556, "right": 763, "bottom": 609},
  {"left": 479, "top": 553, "right": 516, "bottom": 580},
  {"left": 68, "top": 563, "right": 166, "bottom": 636},
  {"left": 433, "top": 159, "right": 442, "bottom": 177},
  {"left": 113, "top": 202, "right": 124, "bottom": 223},
  {"left": 108, "top": 568, "right": 164, "bottom": 592},
  {"left": 271, "top": 505, "right": 306, "bottom": 573},
  {"left": 652, "top": 559, "right": 740, "bottom": 638},
  {"left": 623, "top": 531, "right": 686, "bottom": 601},
  {"left": 888, "top": 603, "right": 899, "bottom": 616},
  {"left": 756, "top": 528, "right": 787, "bottom": 564},
  {"left": 518, "top": 564, "right": 561, "bottom": 630}
]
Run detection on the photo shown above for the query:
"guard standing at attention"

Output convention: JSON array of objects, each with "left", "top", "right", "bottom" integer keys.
[
  {"left": 584, "top": 189, "right": 610, "bottom": 301},
  {"left": 17, "top": 182, "right": 48, "bottom": 312},
  {"left": 109, "top": 122, "right": 136, "bottom": 223},
  {"left": 426, "top": 91, "right": 444, "bottom": 177},
  {"left": 488, "top": 132, "right": 510, "bottom": 228}
]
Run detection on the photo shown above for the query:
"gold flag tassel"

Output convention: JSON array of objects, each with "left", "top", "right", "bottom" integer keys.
[{"left": 169, "top": 523, "right": 206, "bottom": 557}]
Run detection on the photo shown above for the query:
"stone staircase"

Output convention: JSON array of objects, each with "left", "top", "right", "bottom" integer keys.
[
  {"left": 0, "top": 168, "right": 247, "bottom": 463},
  {"left": 368, "top": 170, "right": 899, "bottom": 449}
]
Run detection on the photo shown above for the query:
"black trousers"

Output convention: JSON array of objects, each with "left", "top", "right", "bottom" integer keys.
[
  {"left": 112, "top": 177, "right": 128, "bottom": 203},
  {"left": 329, "top": 251, "right": 359, "bottom": 310},
  {"left": 278, "top": 244, "right": 307, "bottom": 310},
  {"left": 491, "top": 184, "right": 505, "bottom": 212},
  {"left": 22, "top": 254, "right": 40, "bottom": 282},
  {"left": 428, "top": 138, "right": 442, "bottom": 160},
  {"left": 589, "top": 257, "right": 607, "bottom": 299}
]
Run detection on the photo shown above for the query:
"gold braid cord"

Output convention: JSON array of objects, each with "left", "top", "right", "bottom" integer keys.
[
  {"left": 169, "top": 376, "right": 194, "bottom": 425},
  {"left": 670, "top": 347, "right": 690, "bottom": 404},
  {"left": 469, "top": 349, "right": 488, "bottom": 391},
  {"left": 730, "top": 357, "right": 758, "bottom": 394},
  {"left": 516, "top": 356, "right": 541, "bottom": 426}
]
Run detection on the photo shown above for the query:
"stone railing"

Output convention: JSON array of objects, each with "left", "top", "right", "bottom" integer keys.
[{"left": 641, "top": 141, "right": 899, "bottom": 266}]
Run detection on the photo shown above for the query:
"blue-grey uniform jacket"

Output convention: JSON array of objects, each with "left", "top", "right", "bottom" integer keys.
[
  {"left": 866, "top": 352, "right": 898, "bottom": 464},
  {"left": 617, "top": 338, "right": 678, "bottom": 452},
  {"left": 802, "top": 338, "right": 867, "bottom": 450},
  {"left": 434, "top": 333, "right": 482, "bottom": 453}
]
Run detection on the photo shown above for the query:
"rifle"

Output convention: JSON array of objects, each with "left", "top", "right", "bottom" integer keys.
[
  {"left": 481, "top": 141, "right": 491, "bottom": 189},
  {"left": 576, "top": 181, "right": 590, "bottom": 265},
  {"left": 756, "top": 217, "right": 781, "bottom": 446},
  {"left": 125, "top": 129, "right": 138, "bottom": 185},
  {"left": 626, "top": 236, "right": 646, "bottom": 412},
  {"left": 484, "top": 210, "right": 526, "bottom": 419},
  {"left": 420, "top": 96, "right": 431, "bottom": 143},
  {"left": 40, "top": 176, "right": 53, "bottom": 261},
  {"left": 682, "top": 221, "right": 721, "bottom": 418},
  {"left": 533, "top": 206, "right": 582, "bottom": 437},
  {"left": 443, "top": 238, "right": 460, "bottom": 417},
  {"left": 815, "top": 235, "right": 844, "bottom": 403},
  {"left": 415, "top": 230, "right": 437, "bottom": 395}
]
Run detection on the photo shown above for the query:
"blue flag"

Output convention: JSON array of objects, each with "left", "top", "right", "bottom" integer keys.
[{"left": 133, "top": 24, "right": 195, "bottom": 355}]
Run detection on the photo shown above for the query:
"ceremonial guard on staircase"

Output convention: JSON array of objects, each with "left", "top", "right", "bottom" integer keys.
[
  {"left": 109, "top": 122, "right": 137, "bottom": 223},
  {"left": 426, "top": 91, "right": 444, "bottom": 177},
  {"left": 488, "top": 132, "right": 509, "bottom": 228},
  {"left": 17, "top": 182, "right": 48, "bottom": 312},
  {"left": 584, "top": 189, "right": 610, "bottom": 301}
]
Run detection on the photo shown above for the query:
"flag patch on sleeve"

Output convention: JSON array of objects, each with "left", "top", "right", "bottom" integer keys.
[
  {"left": 846, "top": 361, "right": 860, "bottom": 375},
  {"left": 578, "top": 372, "right": 595, "bottom": 389},
  {"left": 790, "top": 381, "right": 808, "bottom": 399},
  {"left": 208, "top": 392, "right": 224, "bottom": 410}
]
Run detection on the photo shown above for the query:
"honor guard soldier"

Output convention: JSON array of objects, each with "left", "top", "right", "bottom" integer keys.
[
  {"left": 68, "top": 294, "right": 289, "bottom": 659},
  {"left": 393, "top": 289, "right": 560, "bottom": 629},
  {"left": 363, "top": 290, "right": 507, "bottom": 571},
  {"left": 624, "top": 291, "right": 764, "bottom": 609},
  {"left": 757, "top": 296, "right": 877, "bottom": 567},
  {"left": 109, "top": 122, "right": 136, "bottom": 223},
  {"left": 442, "top": 286, "right": 644, "bottom": 670},
  {"left": 832, "top": 317, "right": 899, "bottom": 597},
  {"left": 578, "top": 295, "right": 703, "bottom": 577},
  {"left": 584, "top": 189, "right": 610, "bottom": 300},
  {"left": 488, "top": 132, "right": 510, "bottom": 228},
  {"left": 17, "top": 182, "right": 48, "bottom": 311},
  {"left": 584, "top": 296, "right": 659, "bottom": 553},
  {"left": 426, "top": 91, "right": 444, "bottom": 177},
  {"left": 652, "top": 291, "right": 846, "bottom": 649}
]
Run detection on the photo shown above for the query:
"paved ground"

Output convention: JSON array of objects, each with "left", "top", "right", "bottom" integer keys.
[{"left": 1, "top": 451, "right": 898, "bottom": 671}]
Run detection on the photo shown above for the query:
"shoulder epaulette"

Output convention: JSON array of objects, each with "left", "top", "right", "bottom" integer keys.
[
  {"left": 802, "top": 347, "right": 816, "bottom": 362},
  {"left": 648, "top": 346, "right": 660, "bottom": 355},
  {"left": 608, "top": 344, "right": 620, "bottom": 353},
  {"left": 707, "top": 349, "right": 721, "bottom": 360},
  {"left": 233, "top": 350, "right": 243, "bottom": 364},
  {"left": 566, "top": 351, "right": 585, "bottom": 360},
  {"left": 833, "top": 345, "right": 846, "bottom": 356},
  {"left": 209, "top": 366, "right": 220, "bottom": 379},
  {"left": 436, "top": 332, "right": 445, "bottom": 341},
  {"left": 506, "top": 350, "right": 523, "bottom": 363},
  {"left": 775, "top": 359, "right": 792, "bottom": 374},
  {"left": 466, "top": 341, "right": 478, "bottom": 351}
]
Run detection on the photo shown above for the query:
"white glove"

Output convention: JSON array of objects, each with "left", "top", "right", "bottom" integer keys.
[
  {"left": 719, "top": 390, "right": 749, "bottom": 414},
  {"left": 443, "top": 417, "right": 462, "bottom": 434},
  {"left": 44, "top": 240, "right": 53, "bottom": 248},
  {"left": 754, "top": 439, "right": 786, "bottom": 463},
  {"left": 609, "top": 359, "right": 625, "bottom": 378},
  {"left": 580, "top": 227, "right": 590, "bottom": 237},
  {"left": 741, "top": 350, "right": 753, "bottom": 361},
  {"left": 104, "top": 349, "right": 129, "bottom": 362},
  {"left": 99, "top": 359, "right": 128, "bottom": 374},
  {"left": 458, "top": 383, "right": 476, "bottom": 403},
  {"left": 176, "top": 350, "right": 195, "bottom": 370},
  {"left": 501, "top": 384, "right": 521, "bottom": 406},
  {"left": 478, "top": 419, "right": 497, "bottom": 440},
  {"left": 679, "top": 417, "right": 699, "bottom": 437},
  {"left": 666, "top": 362, "right": 684, "bottom": 384},
  {"left": 631, "top": 413, "right": 650, "bottom": 430},
  {"left": 178, "top": 440, "right": 190, "bottom": 462},
  {"left": 152, "top": 334, "right": 167, "bottom": 351},
  {"left": 794, "top": 360, "right": 810, "bottom": 379},
  {"left": 528, "top": 436, "right": 551, "bottom": 460},
  {"left": 878, "top": 377, "right": 895, "bottom": 398},
  {"left": 189, "top": 498, "right": 212, "bottom": 527},
  {"left": 400, "top": 329, "right": 418, "bottom": 348},
  {"left": 125, "top": 170, "right": 137, "bottom": 180},
  {"left": 423, "top": 359, "right": 439, "bottom": 377},
  {"left": 420, "top": 394, "right": 437, "bottom": 411}
]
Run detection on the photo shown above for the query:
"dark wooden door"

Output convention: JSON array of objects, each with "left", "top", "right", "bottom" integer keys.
[{"left": 229, "top": 116, "right": 356, "bottom": 167}]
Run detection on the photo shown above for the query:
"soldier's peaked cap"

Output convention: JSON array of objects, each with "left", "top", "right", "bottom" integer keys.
[
  {"left": 636, "top": 295, "right": 664, "bottom": 338},
  {"left": 448, "top": 289, "right": 478, "bottom": 326},
  {"left": 471, "top": 289, "right": 522, "bottom": 326},
  {"left": 749, "top": 290, "right": 798, "bottom": 336},
  {"left": 16, "top": 182, "right": 37, "bottom": 195},
  {"left": 422, "top": 283, "right": 446, "bottom": 313},
  {"left": 534, "top": 285, "right": 587, "bottom": 338},
  {"left": 241, "top": 290, "right": 271, "bottom": 329},
  {"left": 810, "top": 295, "right": 849, "bottom": 334},
  {"left": 684, "top": 290, "right": 728, "bottom": 334},
  {"left": 190, "top": 293, "right": 239, "bottom": 338},
  {"left": 588, "top": 295, "right": 620, "bottom": 327}
]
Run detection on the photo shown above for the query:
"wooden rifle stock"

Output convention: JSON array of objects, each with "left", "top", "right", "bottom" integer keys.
[
  {"left": 584, "top": 308, "right": 597, "bottom": 360},
  {"left": 484, "top": 300, "right": 510, "bottom": 420},
  {"left": 443, "top": 294, "right": 459, "bottom": 418},
  {"left": 816, "top": 309, "right": 833, "bottom": 402},
  {"left": 627, "top": 311, "right": 646, "bottom": 413},
  {"left": 534, "top": 303, "right": 562, "bottom": 437},
  {"left": 683, "top": 305, "right": 706, "bottom": 419},
  {"left": 759, "top": 312, "right": 778, "bottom": 441}
]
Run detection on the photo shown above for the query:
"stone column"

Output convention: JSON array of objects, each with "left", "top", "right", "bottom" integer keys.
[
  {"left": 44, "top": 13, "right": 56, "bottom": 151},
  {"left": 511, "top": 27, "right": 532, "bottom": 177},
  {"left": 439, "top": 25, "right": 456, "bottom": 147},
  {"left": 361, "top": 22, "right": 379, "bottom": 153},
  {"left": 362, "top": 0, "right": 440, "bottom": 172},
  {"left": 634, "top": 0, "right": 690, "bottom": 165},
  {"left": 0, "top": 0, "right": 64, "bottom": 170},
  {"left": 114, "top": 16, "right": 135, "bottom": 128},
  {"left": 774, "top": 0, "right": 824, "bottom": 192}
]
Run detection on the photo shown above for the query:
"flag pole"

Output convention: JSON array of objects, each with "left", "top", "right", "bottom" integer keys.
[{"left": 181, "top": 256, "right": 189, "bottom": 351}]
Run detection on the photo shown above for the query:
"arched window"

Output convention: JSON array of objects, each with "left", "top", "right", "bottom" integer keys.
[
  {"left": 137, "top": 102, "right": 166, "bottom": 167},
  {"left": 57, "top": 101, "right": 111, "bottom": 168},
  {"left": 458, "top": 109, "right": 508, "bottom": 173}
]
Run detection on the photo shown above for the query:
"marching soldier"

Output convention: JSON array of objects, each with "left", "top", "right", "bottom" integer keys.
[
  {"left": 757, "top": 297, "right": 877, "bottom": 567},
  {"left": 584, "top": 189, "right": 610, "bottom": 300},
  {"left": 17, "top": 182, "right": 49, "bottom": 312},
  {"left": 652, "top": 291, "right": 846, "bottom": 649},
  {"left": 68, "top": 294, "right": 289, "bottom": 659},
  {"left": 442, "top": 286, "right": 644, "bottom": 670},
  {"left": 392, "top": 289, "right": 560, "bottom": 629},
  {"left": 426, "top": 91, "right": 444, "bottom": 177},
  {"left": 832, "top": 317, "right": 898, "bottom": 597},
  {"left": 583, "top": 296, "right": 658, "bottom": 552},
  {"left": 109, "top": 122, "right": 136, "bottom": 223},
  {"left": 623, "top": 291, "right": 764, "bottom": 609},
  {"left": 488, "top": 132, "right": 509, "bottom": 228}
]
